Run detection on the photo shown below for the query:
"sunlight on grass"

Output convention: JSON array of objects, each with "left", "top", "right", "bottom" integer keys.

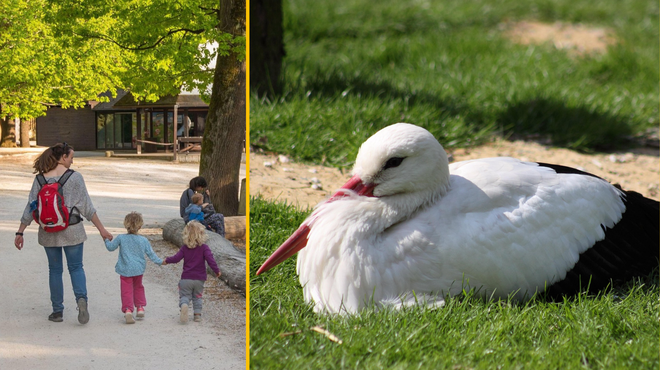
[
  {"left": 249, "top": 197, "right": 659, "bottom": 369},
  {"left": 250, "top": 0, "right": 658, "bottom": 168}
]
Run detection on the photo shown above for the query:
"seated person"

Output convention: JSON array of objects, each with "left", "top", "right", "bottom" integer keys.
[
  {"left": 184, "top": 193, "right": 206, "bottom": 224},
  {"left": 179, "top": 176, "right": 226, "bottom": 237}
]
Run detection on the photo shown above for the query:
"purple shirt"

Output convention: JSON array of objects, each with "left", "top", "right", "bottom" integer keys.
[{"left": 165, "top": 244, "right": 220, "bottom": 281}]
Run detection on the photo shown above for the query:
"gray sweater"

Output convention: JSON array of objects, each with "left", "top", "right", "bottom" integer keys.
[{"left": 20, "top": 171, "right": 97, "bottom": 247}]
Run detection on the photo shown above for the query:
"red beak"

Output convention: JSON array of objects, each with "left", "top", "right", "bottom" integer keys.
[{"left": 256, "top": 175, "right": 375, "bottom": 275}]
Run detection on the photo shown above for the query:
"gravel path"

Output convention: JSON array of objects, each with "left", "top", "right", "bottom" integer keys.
[{"left": 0, "top": 150, "right": 245, "bottom": 369}]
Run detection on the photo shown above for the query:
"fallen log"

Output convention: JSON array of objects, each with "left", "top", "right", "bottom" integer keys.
[
  {"left": 224, "top": 216, "right": 246, "bottom": 239},
  {"left": 163, "top": 219, "right": 245, "bottom": 295}
]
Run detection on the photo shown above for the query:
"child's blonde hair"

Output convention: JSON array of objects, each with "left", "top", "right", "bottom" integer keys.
[
  {"left": 191, "top": 193, "right": 204, "bottom": 204},
  {"left": 124, "top": 212, "right": 144, "bottom": 234},
  {"left": 183, "top": 221, "right": 208, "bottom": 248}
]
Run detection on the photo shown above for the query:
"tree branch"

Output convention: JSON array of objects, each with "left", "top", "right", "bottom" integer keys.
[
  {"left": 75, "top": 28, "right": 206, "bottom": 51},
  {"left": 199, "top": 6, "right": 221, "bottom": 18}
]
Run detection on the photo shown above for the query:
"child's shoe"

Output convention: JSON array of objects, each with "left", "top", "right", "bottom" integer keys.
[
  {"left": 194, "top": 313, "right": 202, "bottom": 322},
  {"left": 136, "top": 307, "right": 145, "bottom": 318},
  {"left": 125, "top": 310, "right": 135, "bottom": 324},
  {"left": 180, "top": 303, "right": 189, "bottom": 324},
  {"left": 77, "top": 297, "right": 89, "bottom": 324}
]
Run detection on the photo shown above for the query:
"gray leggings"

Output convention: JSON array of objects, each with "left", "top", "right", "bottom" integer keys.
[{"left": 178, "top": 279, "right": 205, "bottom": 314}]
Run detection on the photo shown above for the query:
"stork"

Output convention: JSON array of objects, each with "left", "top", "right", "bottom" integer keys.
[{"left": 257, "top": 123, "right": 659, "bottom": 314}]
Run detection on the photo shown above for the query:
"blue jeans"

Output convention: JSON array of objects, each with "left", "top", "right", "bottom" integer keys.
[{"left": 44, "top": 243, "right": 87, "bottom": 313}]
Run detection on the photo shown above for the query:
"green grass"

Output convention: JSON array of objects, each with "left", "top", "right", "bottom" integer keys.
[
  {"left": 250, "top": 0, "right": 659, "bottom": 168},
  {"left": 249, "top": 197, "right": 660, "bottom": 370},
  {"left": 249, "top": 2, "right": 659, "bottom": 368}
]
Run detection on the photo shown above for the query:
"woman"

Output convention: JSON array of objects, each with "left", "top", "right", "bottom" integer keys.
[
  {"left": 14, "top": 143, "right": 113, "bottom": 324},
  {"left": 179, "top": 176, "right": 226, "bottom": 237}
]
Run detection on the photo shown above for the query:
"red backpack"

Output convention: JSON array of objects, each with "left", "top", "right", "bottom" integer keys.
[{"left": 32, "top": 169, "right": 75, "bottom": 232}]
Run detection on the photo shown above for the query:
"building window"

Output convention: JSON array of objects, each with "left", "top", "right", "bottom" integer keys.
[{"left": 96, "top": 112, "right": 136, "bottom": 149}]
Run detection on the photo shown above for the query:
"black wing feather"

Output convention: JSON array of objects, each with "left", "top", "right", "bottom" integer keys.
[{"left": 534, "top": 163, "right": 659, "bottom": 298}]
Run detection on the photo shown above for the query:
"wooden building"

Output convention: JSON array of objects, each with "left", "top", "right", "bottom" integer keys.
[{"left": 35, "top": 90, "right": 209, "bottom": 152}]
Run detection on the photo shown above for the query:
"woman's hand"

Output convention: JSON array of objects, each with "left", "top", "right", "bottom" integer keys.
[
  {"left": 91, "top": 213, "right": 112, "bottom": 240},
  {"left": 100, "top": 228, "right": 113, "bottom": 241},
  {"left": 15, "top": 224, "right": 27, "bottom": 250},
  {"left": 14, "top": 235, "right": 24, "bottom": 250}
]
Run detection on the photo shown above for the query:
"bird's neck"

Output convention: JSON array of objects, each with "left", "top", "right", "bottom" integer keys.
[{"left": 306, "top": 186, "right": 445, "bottom": 249}]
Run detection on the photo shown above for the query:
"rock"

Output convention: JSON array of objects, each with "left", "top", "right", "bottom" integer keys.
[
  {"left": 609, "top": 153, "right": 635, "bottom": 163},
  {"left": 163, "top": 219, "right": 245, "bottom": 296}
]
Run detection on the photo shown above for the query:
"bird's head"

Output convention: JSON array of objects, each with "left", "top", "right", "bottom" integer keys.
[
  {"left": 256, "top": 123, "right": 450, "bottom": 275},
  {"left": 352, "top": 123, "right": 450, "bottom": 198}
]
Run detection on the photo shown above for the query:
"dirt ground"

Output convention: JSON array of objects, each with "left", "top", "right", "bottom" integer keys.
[
  {"left": 503, "top": 21, "right": 615, "bottom": 56},
  {"left": 250, "top": 138, "right": 659, "bottom": 209},
  {"left": 142, "top": 231, "right": 245, "bottom": 335}
]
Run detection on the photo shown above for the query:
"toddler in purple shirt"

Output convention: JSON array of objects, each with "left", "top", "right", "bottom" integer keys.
[{"left": 162, "top": 221, "right": 221, "bottom": 323}]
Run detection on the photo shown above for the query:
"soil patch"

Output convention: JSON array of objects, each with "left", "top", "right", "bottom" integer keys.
[
  {"left": 503, "top": 21, "right": 615, "bottom": 56},
  {"left": 250, "top": 140, "right": 659, "bottom": 209}
]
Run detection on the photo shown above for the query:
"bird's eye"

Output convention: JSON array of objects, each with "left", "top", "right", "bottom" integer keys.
[{"left": 384, "top": 157, "right": 405, "bottom": 170}]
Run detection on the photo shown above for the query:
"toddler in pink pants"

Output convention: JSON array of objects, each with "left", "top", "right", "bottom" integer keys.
[{"left": 105, "top": 212, "right": 163, "bottom": 324}]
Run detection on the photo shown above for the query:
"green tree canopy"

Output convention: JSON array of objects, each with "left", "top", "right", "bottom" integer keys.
[
  {"left": 1, "top": 0, "right": 245, "bottom": 118},
  {"left": 0, "top": 0, "right": 122, "bottom": 119}
]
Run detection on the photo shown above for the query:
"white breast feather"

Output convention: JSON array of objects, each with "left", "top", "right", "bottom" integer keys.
[{"left": 297, "top": 157, "right": 625, "bottom": 314}]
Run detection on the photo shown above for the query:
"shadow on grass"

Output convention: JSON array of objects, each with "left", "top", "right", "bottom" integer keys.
[
  {"left": 498, "top": 98, "right": 640, "bottom": 152},
  {"left": 279, "top": 70, "right": 642, "bottom": 152},
  {"left": 285, "top": 70, "right": 492, "bottom": 131}
]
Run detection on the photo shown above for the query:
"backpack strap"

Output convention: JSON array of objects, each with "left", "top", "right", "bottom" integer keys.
[
  {"left": 36, "top": 174, "right": 47, "bottom": 187},
  {"left": 35, "top": 169, "right": 75, "bottom": 188},
  {"left": 58, "top": 169, "right": 75, "bottom": 186}
]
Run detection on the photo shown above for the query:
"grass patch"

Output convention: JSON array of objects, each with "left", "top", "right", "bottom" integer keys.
[
  {"left": 249, "top": 2, "right": 659, "bottom": 368},
  {"left": 250, "top": 0, "right": 658, "bottom": 168},
  {"left": 249, "top": 197, "right": 659, "bottom": 369}
]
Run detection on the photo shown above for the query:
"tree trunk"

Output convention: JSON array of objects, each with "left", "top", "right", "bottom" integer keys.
[
  {"left": 0, "top": 105, "right": 16, "bottom": 147},
  {"left": 163, "top": 219, "right": 245, "bottom": 295},
  {"left": 20, "top": 118, "right": 31, "bottom": 148},
  {"left": 250, "top": 0, "right": 285, "bottom": 97},
  {"left": 199, "top": 0, "right": 246, "bottom": 217}
]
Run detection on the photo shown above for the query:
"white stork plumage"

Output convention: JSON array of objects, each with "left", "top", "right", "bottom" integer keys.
[{"left": 257, "top": 123, "right": 659, "bottom": 314}]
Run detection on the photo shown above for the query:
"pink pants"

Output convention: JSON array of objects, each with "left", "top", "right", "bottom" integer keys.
[{"left": 120, "top": 275, "right": 146, "bottom": 313}]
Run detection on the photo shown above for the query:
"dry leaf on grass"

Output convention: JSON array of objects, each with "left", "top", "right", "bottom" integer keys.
[{"left": 311, "top": 326, "right": 343, "bottom": 344}]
